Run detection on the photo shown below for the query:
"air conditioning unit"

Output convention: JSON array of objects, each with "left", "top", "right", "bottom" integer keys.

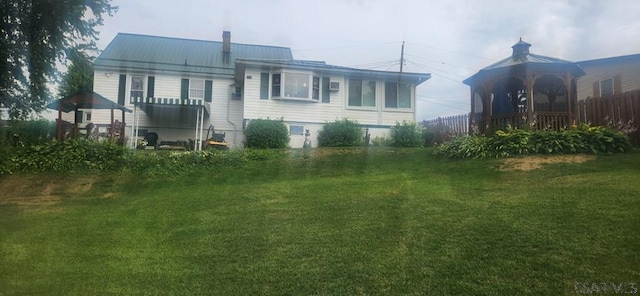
[
  {"left": 329, "top": 81, "right": 340, "bottom": 91},
  {"left": 231, "top": 86, "right": 242, "bottom": 100}
]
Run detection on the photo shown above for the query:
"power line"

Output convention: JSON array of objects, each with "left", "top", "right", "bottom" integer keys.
[
  {"left": 406, "top": 60, "right": 462, "bottom": 84},
  {"left": 292, "top": 41, "right": 400, "bottom": 52},
  {"left": 405, "top": 59, "right": 466, "bottom": 79},
  {"left": 404, "top": 53, "right": 479, "bottom": 72},
  {"left": 416, "top": 98, "right": 469, "bottom": 111},
  {"left": 416, "top": 95, "right": 469, "bottom": 106},
  {"left": 405, "top": 41, "right": 495, "bottom": 61}
]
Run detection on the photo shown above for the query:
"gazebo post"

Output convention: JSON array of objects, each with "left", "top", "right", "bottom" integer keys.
[
  {"left": 526, "top": 72, "right": 535, "bottom": 129},
  {"left": 57, "top": 109, "right": 62, "bottom": 140},
  {"left": 110, "top": 107, "right": 114, "bottom": 138},
  {"left": 564, "top": 74, "right": 574, "bottom": 126},
  {"left": 483, "top": 84, "right": 492, "bottom": 133},
  {"left": 73, "top": 107, "right": 79, "bottom": 138},
  {"left": 469, "top": 87, "right": 475, "bottom": 135},
  {"left": 121, "top": 109, "right": 126, "bottom": 141}
]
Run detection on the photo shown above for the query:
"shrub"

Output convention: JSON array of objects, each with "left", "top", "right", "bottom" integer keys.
[
  {"left": 318, "top": 118, "right": 363, "bottom": 147},
  {"left": 371, "top": 136, "right": 392, "bottom": 147},
  {"left": 3, "top": 119, "right": 56, "bottom": 147},
  {"left": 244, "top": 118, "right": 289, "bottom": 149},
  {"left": 124, "top": 149, "right": 249, "bottom": 177},
  {"left": 435, "top": 124, "right": 632, "bottom": 159},
  {"left": 390, "top": 121, "right": 424, "bottom": 147},
  {"left": 435, "top": 135, "right": 490, "bottom": 159},
  {"left": 8, "top": 139, "right": 128, "bottom": 173},
  {"left": 423, "top": 129, "right": 436, "bottom": 147}
]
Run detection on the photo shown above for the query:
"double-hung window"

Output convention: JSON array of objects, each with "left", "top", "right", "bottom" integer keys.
[
  {"left": 348, "top": 79, "right": 376, "bottom": 107},
  {"left": 130, "top": 76, "right": 144, "bottom": 98},
  {"left": 385, "top": 82, "right": 412, "bottom": 108},
  {"left": 599, "top": 78, "right": 613, "bottom": 96},
  {"left": 190, "top": 79, "right": 205, "bottom": 99}
]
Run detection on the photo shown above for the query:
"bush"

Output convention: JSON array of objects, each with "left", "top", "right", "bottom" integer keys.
[
  {"left": 3, "top": 119, "right": 56, "bottom": 147},
  {"left": 124, "top": 149, "right": 249, "bottom": 177},
  {"left": 8, "top": 139, "right": 128, "bottom": 174},
  {"left": 434, "top": 135, "right": 490, "bottom": 159},
  {"left": 390, "top": 121, "right": 424, "bottom": 147},
  {"left": 423, "top": 129, "right": 436, "bottom": 147},
  {"left": 244, "top": 118, "right": 289, "bottom": 149},
  {"left": 435, "top": 124, "right": 632, "bottom": 159},
  {"left": 318, "top": 118, "right": 363, "bottom": 147},
  {"left": 371, "top": 136, "right": 392, "bottom": 147}
]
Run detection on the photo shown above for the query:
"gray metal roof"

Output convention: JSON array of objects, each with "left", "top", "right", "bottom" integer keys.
[
  {"left": 236, "top": 59, "right": 431, "bottom": 85},
  {"left": 464, "top": 40, "right": 585, "bottom": 85},
  {"left": 94, "top": 33, "right": 293, "bottom": 76}
]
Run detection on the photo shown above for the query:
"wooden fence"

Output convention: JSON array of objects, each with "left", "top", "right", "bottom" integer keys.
[
  {"left": 577, "top": 89, "right": 640, "bottom": 145},
  {"left": 421, "top": 114, "right": 469, "bottom": 144}
]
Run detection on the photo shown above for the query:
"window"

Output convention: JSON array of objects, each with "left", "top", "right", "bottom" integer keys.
[
  {"left": 385, "top": 82, "right": 411, "bottom": 108},
  {"left": 289, "top": 125, "right": 304, "bottom": 136},
  {"left": 284, "top": 73, "right": 309, "bottom": 98},
  {"left": 190, "top": 79, "right": 204, "bottom": 99},
  {"left": 600, "top": 78, "right": 613, "bottom": 96},
  {"left": 322, "top": 77, "right": 330, "bottom": 103},
  {"left": 312, "top": 76, "right": 320, "bottom": 100},
  {"left": 272, "top": 74, "right": 281, "bottom": 97},
  {"left": 86, "top": 112, "right": 92, "bottom": 121},
  {"left": 260, "top": 73, "right": 269, "bottom": 99},
  {"left": 270, "top": 72, "right": 320, "bottom": 101},
  {"left": 130, "top": 76, "right": 144, "bottom": 98},
  {"left": 348, "top": 79, "right": 376, "bottom": 107}
]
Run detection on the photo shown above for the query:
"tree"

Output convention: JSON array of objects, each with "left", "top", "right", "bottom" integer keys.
[
  {"left": 58, "top": 52, "right": 94, "bottom": 99},
  {"left": 1, "top": 0, "right": 117, "bottom": 119}
]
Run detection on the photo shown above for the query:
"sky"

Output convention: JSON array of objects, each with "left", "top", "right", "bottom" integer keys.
[{"left": 92, "top": 0, "right": 640, "bottom": 121}]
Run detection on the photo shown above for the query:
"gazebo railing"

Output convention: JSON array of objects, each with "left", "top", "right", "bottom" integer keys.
[{"left": 486, "top": 112, "right": 570, "bottom": 132}]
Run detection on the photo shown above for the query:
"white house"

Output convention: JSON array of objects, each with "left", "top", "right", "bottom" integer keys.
[
  {"left": 87, "top": 31, "right": 431, "bottom": 148},
  {"left": 576, "top": 54, "right": 640, "bottom": 100}
]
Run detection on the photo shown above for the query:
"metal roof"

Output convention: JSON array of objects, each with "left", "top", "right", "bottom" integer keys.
[
  {"left": 464, "top": 40, "right": 585, "bottom": 85},
  {"left": 236, "top": 59, "right": 432, "bottom": 85},
  {"left": 578, "top": 53, "right": 640, "bottom": 66},
  {"left": 94, "top": 33, "right": 293, "bottom": 76},
  {"left": 46, "top": 91, "right": 132, "bottom": 113}
]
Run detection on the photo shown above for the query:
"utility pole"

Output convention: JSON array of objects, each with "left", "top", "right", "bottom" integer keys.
[{"left": 400, "top": 41, "right": 405, "bottom": 74}]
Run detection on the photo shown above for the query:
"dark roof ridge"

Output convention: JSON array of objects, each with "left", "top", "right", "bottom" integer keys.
[{"left": 113, "top": 32, "right": 292, "bottom": 50}]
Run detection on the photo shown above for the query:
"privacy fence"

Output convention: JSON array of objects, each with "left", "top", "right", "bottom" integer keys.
[
  {"left": 422, "top": 89, "right": 640, "bottom": 145},
  {"left": 576, "top": 89, "right": 640, "bottom": 145},
  {"left": 421, "top": 114, "right": 469, "bottom": 144}
]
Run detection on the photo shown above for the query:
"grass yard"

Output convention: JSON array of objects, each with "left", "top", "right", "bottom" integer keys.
[{"left": 1, "top": 148, "right": 639, "bottom": 295}]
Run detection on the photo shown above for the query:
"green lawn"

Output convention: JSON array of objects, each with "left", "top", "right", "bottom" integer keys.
[{"left": 1, "top": 148, "right": 639, "bottom": 295}]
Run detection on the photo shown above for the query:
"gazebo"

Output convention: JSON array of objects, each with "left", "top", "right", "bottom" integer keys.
[
  {"left": 46, "top": 91, "right": 132, "bottom": 141},
  {"left": 463, "top": 39, "right": 586, "bottom": 134}
]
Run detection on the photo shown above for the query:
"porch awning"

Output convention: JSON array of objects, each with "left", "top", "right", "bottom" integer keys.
[{"left": 130, "top": 97, "right": 210, "bottom": 115}]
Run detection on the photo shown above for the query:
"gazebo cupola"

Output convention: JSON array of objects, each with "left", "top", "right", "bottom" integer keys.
[{"left": 463, "top": 39, "right": 586, "bottom": 134}]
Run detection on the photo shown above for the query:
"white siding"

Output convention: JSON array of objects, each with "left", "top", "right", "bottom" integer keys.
[
  {"left": 577, "top": 58, "right": 640, "bottom": 100},
  {"left": 243, "top": 68, "right": 344, "bottom": 123},
  {"left": 91, "top": 69, "right": 244, "bottom": 147},
  {"left": 242, "top": 67, "right": 416, "bottom": 127}
]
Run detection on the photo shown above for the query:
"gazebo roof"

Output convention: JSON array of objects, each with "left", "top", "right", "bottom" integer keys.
[
  {"left": 463, "top": 39, "right": 586, "bottom": 86},
  {"left": 46, "top": 91, "right": 132, "bottom": 113}
]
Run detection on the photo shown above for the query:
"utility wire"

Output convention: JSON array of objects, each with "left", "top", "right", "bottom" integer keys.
[
  {"left": 293, "top": 41, "right": 400, "bottom": 52},
  {"left": 405, "top": 41, "right": 495, "bottom": 60},
  {"left": 404, "top": 53, "right": 479, "bottom": 71}
]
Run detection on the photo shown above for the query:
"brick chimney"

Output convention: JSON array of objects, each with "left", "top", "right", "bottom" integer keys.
[{"left": 222, "top": 31, "right": 231, "bottom": 53}]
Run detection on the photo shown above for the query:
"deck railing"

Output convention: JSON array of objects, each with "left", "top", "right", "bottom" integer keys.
[{"left": 487, "top": 112, "right": 570, "bottom": 132}]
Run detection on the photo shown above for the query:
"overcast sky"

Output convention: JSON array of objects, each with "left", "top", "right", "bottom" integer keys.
[{"left": 93, "top": 0, "right": 640, "bottom": 120}]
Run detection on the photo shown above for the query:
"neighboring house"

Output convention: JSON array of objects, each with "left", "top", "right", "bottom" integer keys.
[
  {"left": 87, "top": 31, "right": 430, "bottom": 148},
  {"left": 576, "top": 54, "right": 640, "bottom": 100}
]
